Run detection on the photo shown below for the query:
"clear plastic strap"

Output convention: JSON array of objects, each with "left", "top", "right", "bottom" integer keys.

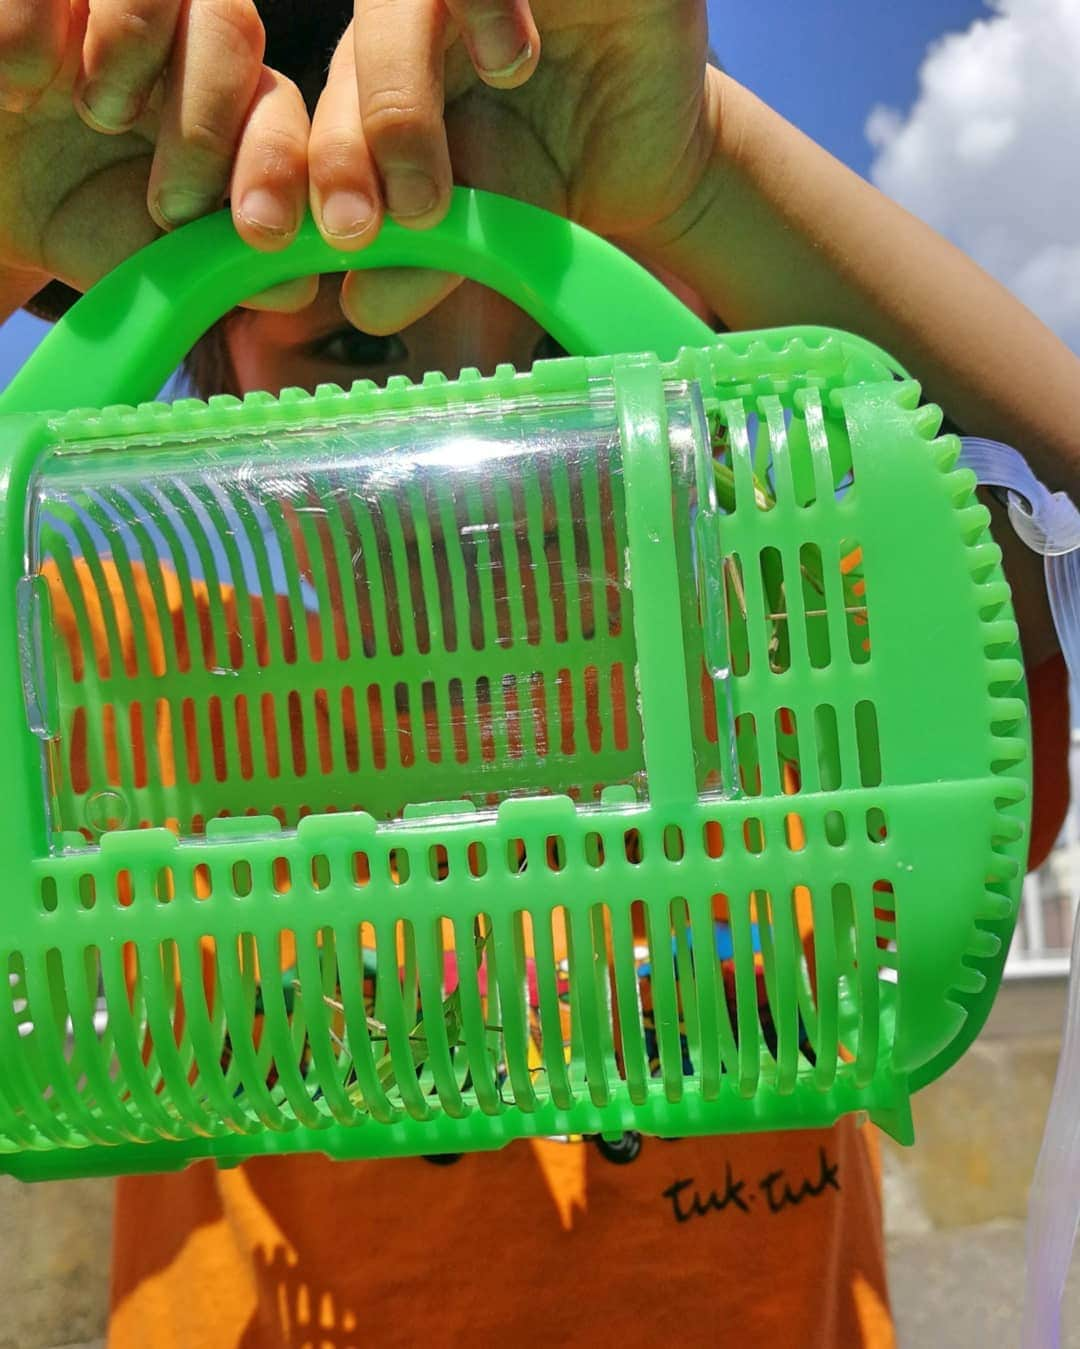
[{"left": 958, "top": 437, "right": 1080, "bottom": 1349}]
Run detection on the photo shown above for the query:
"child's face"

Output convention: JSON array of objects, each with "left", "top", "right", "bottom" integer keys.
[
  {"left": 226, "top": 275, "right": 563, "bottom": 395},
  {"left": 224, "top": 266, "right": 714, "bottom": 396}
]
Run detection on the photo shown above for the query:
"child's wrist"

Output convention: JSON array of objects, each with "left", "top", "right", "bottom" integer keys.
[{"left": 608, "top": 65, "right": 741, "bottom": 308}]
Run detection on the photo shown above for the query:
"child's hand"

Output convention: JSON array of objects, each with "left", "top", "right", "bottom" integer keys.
[
  {"left": 0, "top": 0, "right": 311, "bottom": 299},
  {"left": 308, "top": 2, "right": 541, "bottom": 246},
  {"left": 0, "top": 2, "right": 714, "bottom": 322},
  {"left": 311, "top": 1, "right": 716, "bottom": 334}
]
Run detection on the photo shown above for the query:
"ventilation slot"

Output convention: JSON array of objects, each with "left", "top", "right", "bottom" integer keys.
[
  {"left": 839, "top": 540, "right": 871, "bottom": 663},
  {"left": 37, "top": 430, "right": 645, "bottom": 841}
]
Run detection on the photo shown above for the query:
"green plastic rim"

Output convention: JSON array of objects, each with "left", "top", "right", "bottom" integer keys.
[{"left": 0, "top": 186, "right": 908, "bottom": 419}]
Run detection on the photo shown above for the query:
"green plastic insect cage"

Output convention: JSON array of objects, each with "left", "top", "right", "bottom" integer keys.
[{"left": 0, "top": 189, "right": 1030, "bottom": 1180}]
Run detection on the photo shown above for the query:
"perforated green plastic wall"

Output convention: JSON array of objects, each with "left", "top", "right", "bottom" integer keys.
[{"left": 0, "top": 334, "right": 1031, "bottom": 1179}]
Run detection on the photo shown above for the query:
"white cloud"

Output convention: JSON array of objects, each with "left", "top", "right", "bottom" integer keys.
[{"left": 867, "top": 0, "right": 1080, "bottom": 349}]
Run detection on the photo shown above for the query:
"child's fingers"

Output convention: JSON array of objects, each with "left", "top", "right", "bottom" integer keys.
[
  {"left": 443, "top": 0, "right": 539, "bottom": 88},
  {"left": 231, "top": 66, "right": 310, "bottom": 250},
  {"left": 232, "top": 67, "right": 315, "bottom": 309},
  {"left": 74, "top": 0, "right": 183, "bottom": 134},
  {"left": 147, "top": 0, "right": 266, "bottom": 230},
  {"left": 340, "top": 267, "right": 463, "bottom": 336},
  {"left": 351, "top": 0, "right": 452, "bottom": 228},
  {"left": 239, "top": 277, "right": 320, "bottom": 313},
  {"left": 309, "top": 24, "right": 383, "bottom": 248},
  {"left": 0, "top": 0, "right": 70, "bottom": 110}
]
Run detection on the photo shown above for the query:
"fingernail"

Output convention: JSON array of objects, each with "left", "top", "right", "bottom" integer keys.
[
  {"left": 385, "top": 170, "right": 438, "bottom": 220},
  {"left": 238, "top": 187, "right": 297, "bottom": 238},
  {"left": 155, "top": 188, "right": 209, "bottom": 227},
  {"left": 78, "top": 81, "right": 137, "bottom": 131},
  {"left": 321, "top": 189, "right": 376, "bottom": 239},
  {"left": 472, "top": 19, "right": 532, "bottom": 78}
]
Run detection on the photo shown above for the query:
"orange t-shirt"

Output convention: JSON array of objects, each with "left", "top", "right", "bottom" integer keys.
[
  {"left": 37, "top": 539, "right": 1061, "bottom": 1349},
  {"left": 101, "top": 655, "right": 1069, "bottom": 1349},
  {"left": 110, "top": 1120, "right": 891, "bottom": 1348}
]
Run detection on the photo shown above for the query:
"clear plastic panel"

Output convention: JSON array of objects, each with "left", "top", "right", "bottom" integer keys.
[{"left": 24, "top": 385, "right": 724, "bottom": 846}]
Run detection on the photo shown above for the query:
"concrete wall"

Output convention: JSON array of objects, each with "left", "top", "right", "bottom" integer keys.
[
  {"left": 0, "top": 1172, "right": 111, "bottom": 1349},
  {"left": 0, "top": 979, "right": 1069, "bottom": 1349},
  {"left": 883, "top": 979, "right": 1080, "bottom": 1346},
  {"left": 883, "top": 978, "right": 1066, "bottom": 1234}
]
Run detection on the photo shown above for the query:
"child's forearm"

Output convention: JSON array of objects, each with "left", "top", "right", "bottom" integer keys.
[
  {"left": 640, "top": 68, "right": 1077, "bottom": 664},
  {"left": 646, "top": 69, "right": 1080, "bottom": 496}
]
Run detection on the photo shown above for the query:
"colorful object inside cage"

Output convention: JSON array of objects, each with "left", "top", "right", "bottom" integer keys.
[{"left": 0, "top": 190, "right": 1030, "bottom": 1179}]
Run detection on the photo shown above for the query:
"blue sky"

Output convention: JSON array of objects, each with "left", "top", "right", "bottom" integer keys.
[
  {"left": 0, "top": 0, "right": 993, "bottom": 388},
  {"left": 706, "top": 0, "right": 990, "bottom": 178}
]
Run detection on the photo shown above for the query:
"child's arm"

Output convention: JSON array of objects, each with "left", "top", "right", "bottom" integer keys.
[
  {"left": 648, "top": 72, "right": 1080, "bottom": 498},
  {"left": 307, "top": 10, "right": 1077, "bottom": 663},
  {"left": 637, "top": 70, "right": 1080, "bottom": 667}
]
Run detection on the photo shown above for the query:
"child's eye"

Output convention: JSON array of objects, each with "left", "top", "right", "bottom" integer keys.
[
  {"left": 532, "top": 332, "right": 569, "bottom": 362},
  {"left": 308, "top": 328, "right": 408, "bottom": 369}
]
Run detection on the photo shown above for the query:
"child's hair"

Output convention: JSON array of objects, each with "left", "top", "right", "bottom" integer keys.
[{"left": 258, "top": 0, "right": 355, "bottom": 108}]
